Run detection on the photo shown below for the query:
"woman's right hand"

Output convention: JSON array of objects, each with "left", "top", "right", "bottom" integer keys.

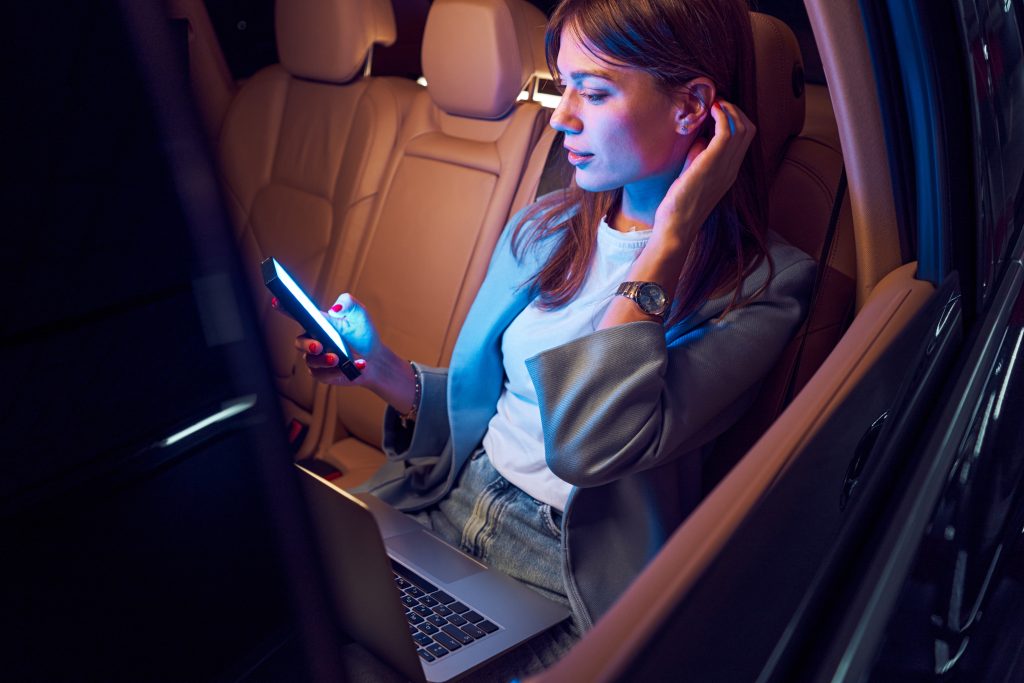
[
  {"left": 283, "top": 292, "right": 381, "bottom": 387},
  {"left": 275, "top": 293, "right": 419, "bottom": 414}
]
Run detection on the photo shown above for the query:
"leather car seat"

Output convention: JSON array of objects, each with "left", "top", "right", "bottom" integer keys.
[
  {"left": 704, "top": 13, "right": 857, "bottom": 489},
  {"left": 313, "top": 0, "right": 551, "bottom": 485},
  {"left": 216, "top": 0, "right": 421, "bottom": 456}
]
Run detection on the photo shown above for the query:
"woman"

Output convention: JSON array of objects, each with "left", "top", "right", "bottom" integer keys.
[{"left": 292, "top": 0, "right": 815, "bottom": 676}]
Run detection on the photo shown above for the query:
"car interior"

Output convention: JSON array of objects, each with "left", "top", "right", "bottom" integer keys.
[{"left": 43, "top": 0, "right": 949, "bottom": 677}]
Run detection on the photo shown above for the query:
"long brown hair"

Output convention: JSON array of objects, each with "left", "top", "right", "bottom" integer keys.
[{"left": 512, "top": 0, "right": 770, "bottom": 326}]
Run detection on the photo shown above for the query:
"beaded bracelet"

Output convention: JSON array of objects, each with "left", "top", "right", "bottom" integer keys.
[{"left": 398, "top": 361, "right": 421, "bottom": 429}]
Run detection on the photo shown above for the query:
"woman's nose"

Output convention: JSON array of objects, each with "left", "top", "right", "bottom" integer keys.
[{"left": 549, "top": 95, "right": 582, "bottom": 135}]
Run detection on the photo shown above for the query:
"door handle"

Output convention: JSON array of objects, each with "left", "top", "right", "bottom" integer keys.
[{"left": 840, "top": 411, "right": 889, "bottom": 510}]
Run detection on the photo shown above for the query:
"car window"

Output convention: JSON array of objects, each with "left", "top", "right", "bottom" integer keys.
[
  {"left": 861, "top": 2, "right": 1024, "bottom": 679},
  {"left": 959, "top": 0, "right": 1024, "bottom": 305},
  {"left": 204, "top": 0, "right": 276, "bottom": 80}
]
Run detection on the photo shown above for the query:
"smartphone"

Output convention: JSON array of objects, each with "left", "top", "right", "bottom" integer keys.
[{"left": 261, "top": 257, "right": 361, "bottom": 380}]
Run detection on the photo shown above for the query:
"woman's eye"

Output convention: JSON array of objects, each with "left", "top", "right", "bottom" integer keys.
[{"left": 580, "top": 91, "right": 608, "bottom": 103}]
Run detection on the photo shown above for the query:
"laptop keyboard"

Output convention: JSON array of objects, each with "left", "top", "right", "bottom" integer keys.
[{"left": 391, "top": 559, "right": 501, "bottom": 663}]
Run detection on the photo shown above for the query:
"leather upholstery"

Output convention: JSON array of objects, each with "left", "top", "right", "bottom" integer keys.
[
  {"left": 707, "top": 83, "right": 857, "bottom": 485},
  {"left": 751, "top": 12, "right": 806, "bottom": 177},
  {"left": 422, "top": 0, "right": 548, "bottom": 119},
  {"left": 319, "top": 0, "right": 550, "bottom": 484},
  {"left": 706, "top": 17, "right": 856, "bottom": 485},
  {"left": 218, "top": 0, "right": 420, "bottom": 456},
  {"left": 276, "top": 0, "right": 397, "bottom": 83}
]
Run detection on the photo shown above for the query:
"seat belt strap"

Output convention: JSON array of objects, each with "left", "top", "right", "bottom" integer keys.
[{"left": 781, "top": 167, "right": 848, "bottom": 407}]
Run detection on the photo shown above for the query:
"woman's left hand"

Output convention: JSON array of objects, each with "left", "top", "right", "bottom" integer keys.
[{"left": 652, "top": 99, "right": 756, "bottom": 247}]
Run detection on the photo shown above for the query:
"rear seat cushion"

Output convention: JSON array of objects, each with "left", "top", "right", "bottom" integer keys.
[
  {"left": 321, "top": 0, "right": 549, "bottom": 483},
  {"left": 222, "top": 72, "right": 414, "bottom": 389},
  {"left": 218, "top": 0, "right": 417, "bottom": 450}
]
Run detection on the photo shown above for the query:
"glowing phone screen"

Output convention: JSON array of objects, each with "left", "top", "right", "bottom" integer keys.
[{"left": 269, "top": 259, "right": 352, "bottom": 358}]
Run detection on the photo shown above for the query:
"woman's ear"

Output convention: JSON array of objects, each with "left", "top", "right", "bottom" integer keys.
[{"left": 673, "top": 77, "right": 716, "bottom": 136}]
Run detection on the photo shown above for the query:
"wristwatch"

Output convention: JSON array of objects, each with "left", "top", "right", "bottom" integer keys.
[{"left": 615, "top": 281, "right": 671, "bottom": 317}]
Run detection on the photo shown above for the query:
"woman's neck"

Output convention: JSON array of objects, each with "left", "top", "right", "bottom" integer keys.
[{"left": 610, "top": 166, "right": 682, "bottom": 233}]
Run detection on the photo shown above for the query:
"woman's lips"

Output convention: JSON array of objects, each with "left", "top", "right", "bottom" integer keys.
[{"left": 565, "top": 147, "right": 594, "bottom": 166}]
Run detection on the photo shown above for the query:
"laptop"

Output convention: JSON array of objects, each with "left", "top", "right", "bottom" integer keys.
[{"left": 296, "top": 465, "right": 570, "bottom": 682}]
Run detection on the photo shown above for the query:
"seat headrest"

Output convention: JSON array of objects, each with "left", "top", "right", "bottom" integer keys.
[
  {"left": 276, "top": 0, "right": 397, "bottom": 83},
  {"left": 422, "top": 0, "right": 548, "bottom": 120},
  {"left": 750, "top": 12, "right": 806, "bottom": 176}
]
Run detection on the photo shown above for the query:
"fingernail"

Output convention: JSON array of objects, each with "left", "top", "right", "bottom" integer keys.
[
  {"left": 307, "top": 341, "right": 321, "bottom": 354},
  {"left": 330, "top": 304, "right": 344, "bottom": 312},
  {"left": 271, "top": 297, "right": 279, "bottom": 308},
  {"left": 354, "top": 358, "right": 367, "bottom": 370},
  {"left": 324, "top": 353, "right": 338, "bottom": 366}
]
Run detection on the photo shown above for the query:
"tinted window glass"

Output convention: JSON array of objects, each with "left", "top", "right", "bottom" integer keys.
[
  {"left": 958, "top": 0, "right": 1024, "bottom": 306},
  {"left": 204, "top": 0, "right": 277, "bottom": 79}
]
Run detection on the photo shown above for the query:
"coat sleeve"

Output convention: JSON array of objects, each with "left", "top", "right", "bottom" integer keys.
[
  {"left": 525, "top": 253, "right": 816, "bottom": 488},
  {"left": 381, "top": 363, "right": 451, "bottom": 460}
]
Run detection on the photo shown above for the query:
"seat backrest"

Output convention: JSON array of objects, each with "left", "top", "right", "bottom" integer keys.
[
  {"left": 217, "top": 0, "right": 421, "bottom": 452},
  {"left": 325, "top": 0, "right": 551, "bottom": 453},
  {"left": 703, "top": 12, "right": 857, "bottom": 489}
]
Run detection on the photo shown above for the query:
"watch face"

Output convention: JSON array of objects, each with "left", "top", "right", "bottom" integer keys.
[{"left": 637, "top": 283, "right": 668, "bottom": 314}]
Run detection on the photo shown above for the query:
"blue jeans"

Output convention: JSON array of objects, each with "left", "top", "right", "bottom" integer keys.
[{"left": 409, "top": 449, "right": 579, "bottom": 681}]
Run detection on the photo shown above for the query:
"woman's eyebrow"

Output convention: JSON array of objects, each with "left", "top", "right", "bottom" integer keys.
[{"left": 564, "top": 69, "right": 616, "bottom": 83}]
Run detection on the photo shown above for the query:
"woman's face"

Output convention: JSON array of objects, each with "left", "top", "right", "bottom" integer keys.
[{"left": 549, "top": 28, "right": 695, "bottom": 194}]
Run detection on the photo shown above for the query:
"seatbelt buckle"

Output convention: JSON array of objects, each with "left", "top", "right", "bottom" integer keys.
[{"left": 286, "top": 418, "right": 308, "bottom": 453}]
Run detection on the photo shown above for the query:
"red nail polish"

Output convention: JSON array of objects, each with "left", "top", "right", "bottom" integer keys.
[
  {"left": 354, "top": 358, "right": 367, "bottom": 369},
  {"left": 308, "top": 341, "right": 320, "bottom": 354},
  {"left": 330, "top": 304, "right": 343, "bottom": 312},
  {"left": 271, "top": 297, "right": 279, "bottom": 308},
  {"left": 325, "top": 353, "right": 337, "bottom": 365}
]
